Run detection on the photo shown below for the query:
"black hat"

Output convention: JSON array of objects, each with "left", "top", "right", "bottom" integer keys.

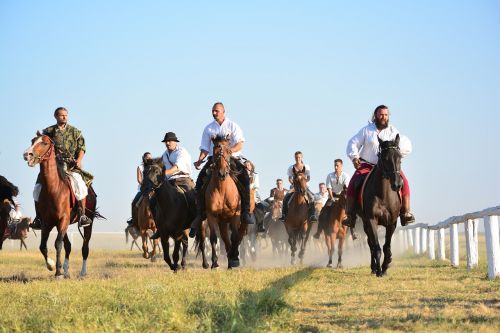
[{"left": 161, "top": 132, "right": 179, "bottom": 142}]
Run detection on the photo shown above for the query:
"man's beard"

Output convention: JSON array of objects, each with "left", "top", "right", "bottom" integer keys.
[{"left": 375, "top": 118, "right": 389, "bottom": 130}]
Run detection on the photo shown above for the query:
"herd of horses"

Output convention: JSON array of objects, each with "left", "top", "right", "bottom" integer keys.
[{"left": 1, "top": 133, "right": 404, "bottom": 279}]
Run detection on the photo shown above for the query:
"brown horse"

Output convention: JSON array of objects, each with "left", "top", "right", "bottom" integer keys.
[
  {"left": 284, "top": 168, "right": 312, "bottom": 265},
  {"left": 195, "top": 219, "right": 219, "bottom": 269},
  {"left": 205, "top": 135, "right": 246, "bottom": 269},
  {"left": 136, "top": 196, "right": 159, "bottom": 260},
  {"left": 357, "top": 135, "right": 403, "bottom": 277},
  {"left": 3, "top": 217, "right": 32, "bottom": 251},
  {"left": 266, "top": 199, "right": 288, "bottom": 257},
  {"left": 23, "top": 135, "right": 99, "bottom": 278},
  {"left": 125, "top": 222, "right": 141, "bottom": 251},
  {"left": 318, "top": 192, "right": 348, "bottom": 268}
]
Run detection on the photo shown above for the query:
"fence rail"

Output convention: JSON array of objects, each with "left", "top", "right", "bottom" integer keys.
[{"left": 401, "top": 206, "right": 500, "bottom": 280}]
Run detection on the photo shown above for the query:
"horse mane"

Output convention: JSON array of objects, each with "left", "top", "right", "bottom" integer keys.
[
  {"left": 0, "top": 175, "right": 19, "bottom": 198},
  {"left": 212, "top": 134, "right": 229, "bottom": 143}
]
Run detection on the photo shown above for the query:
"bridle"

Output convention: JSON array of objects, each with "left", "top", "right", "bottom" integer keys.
[
  {"left": 31, "top": 137, "right": 54, "bottom": 164},
  {"left": 293, "top": 173, "right": 307, "bottom": 195},
  {"left": 212, "top": 141, "right": 232, "bottom": 179},
  {"left": 377, "top": 144, "right": 401, "bottom": 180}
]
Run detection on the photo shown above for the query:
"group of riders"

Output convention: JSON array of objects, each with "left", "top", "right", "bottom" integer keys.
[{"left": 4, "top": 102, "right": 415, "bottom": 240}]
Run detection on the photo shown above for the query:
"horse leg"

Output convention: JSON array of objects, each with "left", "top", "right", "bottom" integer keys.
[
  {"left": 133, "top": 238, "right": 141, "bottom": 251},
  {"left": 141, "top": 232, "right": 149, "bottom": 259},
  {"left": 39, "top": 224, "right": 55, "bottom": 271},
  {"left": 381, "top": 223, "right": 396, "bottom": 275},
  {"left": 324, "top": 233, "right": 332, "bottom": 267},
  {"left": 228, "top": 222, "right": 240, "bottom": 268},
  {"left": 160, "top": 235, "right": 173, "bottom": 270},
  {"left": 80, "top": 223, "right": 93, "bottom": 278},
  {"left": 54, "top": 223, "right": 68, "bottom": 278},
  {"left": 63, "top": 233, "right": 71, "bottom": 278},
  {"left": 209, "top": 228, "right": 219, "bottom": 269},
  {"left": 150, "top": 238, "right": 159, "bottom": 262},
  {"left": 172, "top": 239, "right": 181, "bottom": 272},
  {"left": 337, "top": 234, "right": 345, "bottom": 269},
  {"left": 288, "top": 232, "right": 297, "bottom": 265},
  {"left": 299, "top": 222, "right": 311, "bottom": 264},
  {"left": 180, "top": 235, "right": 188, "bottom": 270},
  {"left": 366, "top": 219, "right": 382, "bottom": 277}
]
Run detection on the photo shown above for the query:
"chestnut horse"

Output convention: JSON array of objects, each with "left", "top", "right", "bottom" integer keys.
[
  {"left": 137, "top": 196, "right": 159, "bottom": 261},
  {"left": 357, "top": 134, "right": 403, "bottom": 277},
  {"left": 318, "top": 192, "right": 348, "bottom": 268},
  {"left": 205, "top": 135, "right": 246, "bottom": 269},
  {"left": 23, "top": 135, "right": 99, "bottom": 278},
  {"left": 284, "top": 168, "right": 312, "bottom": 265}
]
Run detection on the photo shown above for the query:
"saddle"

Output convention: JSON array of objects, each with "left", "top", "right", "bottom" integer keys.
[{"left": 358, "top": 166, "right": 401, "bottom": 211}]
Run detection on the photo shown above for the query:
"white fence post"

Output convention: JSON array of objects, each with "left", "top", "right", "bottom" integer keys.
[
  {"left": 414, "top": 227, "right": 421, "bottom": 255},
  {"left": 465, "top": 219, "right": 478, "bottom": 270},
  {"left": 403, "top": 229, "right": 408, "bottom": 250},
  {"left": 407, "top": 229, "right": 414, "bottom": 248},
  {"left": 473, "top": 218, "right": 479, "bottom": 263},
  {"left": 450, "top": 223, "right": 459, "bottom": 267},
  {"left": 428, "top": 229, "right": 435, "bottom": 260},
  {"left": 421, "top": 228, "right": 428, "bottom": 253},
  {"left": 484, "top": 215, "right": 500, "bottom": 279},
  {"left": 398, "top": 229, "right": 404, "bottom": 251},
  {"left": 438, "top": 228, "right": 446, "bottom": 260}
]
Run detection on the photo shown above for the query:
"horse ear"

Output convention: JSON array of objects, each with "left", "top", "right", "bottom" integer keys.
[
  {"left": 395, "top": 133, "right": 400, "bottom": 145},
  {"left": 301, "top": 166, "right": 306, "bottom": 173},
  {"left": 225, "top": 134, "right": 230, "bottom": 140}
]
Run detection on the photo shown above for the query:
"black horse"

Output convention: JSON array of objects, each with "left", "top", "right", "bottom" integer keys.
[
  {"left": 357, "top": 134, "right": 403, "bottom": 277},
  {"left": 0, "top": 176, "right": 19, "bottom": 250},
  {"left": 142, "top": 160, "right": 195, "bottom": 271}
]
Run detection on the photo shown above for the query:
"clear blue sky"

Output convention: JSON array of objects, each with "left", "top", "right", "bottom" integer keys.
[{"left": 1, "top": 1, "right": 499, "bottom": 231}]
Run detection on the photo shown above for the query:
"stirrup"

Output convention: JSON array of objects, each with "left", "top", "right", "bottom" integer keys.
[
  {"left": 150, "top": 230, "right": 161, "bottom": 240},
  {"left": 30, "top": 217, "right": 42, "bottom": 230},
  {"left": 78, "top": 215, "right": 92, "bottom": 228},
  {"left": 342, "top": 215, "right": 356, "bottom": 228},
  {"left": 400, "top": 212, "right": 415, "bottom": 226}
]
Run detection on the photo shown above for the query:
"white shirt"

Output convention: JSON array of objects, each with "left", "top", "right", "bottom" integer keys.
[
  {"left": 287, "top": 164, "right": 311, "bottom": 183},
  {"left": 314, "top": 192, "right": 329, "bottom": 206},
  {"left": 250, "top": 173, "right": 261, "bottom": 203},
  {"left": 137, "top": 164, "right": 144, "bottom": 191},
  {"left": 200, "top": 118, "right": 245, "bottom": 157},
  {"left": 162, "top": 146, "right": 192, "bottom": 180},
  {"left": 346, "top": 122, "right": 412, "bottom": 165},
  {"left": 326, "top": 171, "right": 350, "bottom": 195}
]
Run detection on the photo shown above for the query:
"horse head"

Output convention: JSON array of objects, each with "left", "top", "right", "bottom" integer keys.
[
  {"left": 377, "top": 134, "right": 403, "bottom": 192},
  {"left": 23, "top": 135, "right": 54, "bottom": 167},
  {"left": 292, "top": 168, "right": 308, "bottom": 195},
  {"left": 271, "top": 199, "right": 283, "bottom": 220},
  {"left": 142, "top": 158, "right": 164, "bottom": 194},
  {"left": 211, "top": 134, "right": 232, "bottom": 180}
]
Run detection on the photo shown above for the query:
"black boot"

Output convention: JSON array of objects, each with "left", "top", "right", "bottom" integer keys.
[
  {"left": 308, "top": 204, "right": 318, "bottom": 222},
  {"left": 150, "top": 229, "right": 161, "bottom": 240},
  {"left": 313, "top": 227, "right": 322, "bottom": 239},
  {"left": 78, "top": 199, "right": 92, "bottom": 227},
  {"left": 29, "top": 201, "right": 42, "bottom": 230},
  {"left": 189, "top": 193, "right": 206, "bottom": 238},
  {"left": 400, "top": 195, "right": 416, "bottom": 226},
  {"left": 342, "top": 196, "right": 356, "bottom": 228},
  {"left": 257, "top": 222, "right": 266, "bottom": 233},
  {"left": 279, "top": 192, "right": 291, "bottom": 221}
]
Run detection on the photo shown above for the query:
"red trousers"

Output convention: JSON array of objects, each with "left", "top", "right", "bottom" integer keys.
[{"left": 346, "top": 163, "right": 410, "bottom": 198}]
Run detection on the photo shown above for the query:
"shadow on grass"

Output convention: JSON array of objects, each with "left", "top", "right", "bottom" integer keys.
[
  {"left": 188, "top": 268, "right": 314, "bottom": 332},
  {"left": 0, "top": 272, "right": 43, "bottom": 283}
]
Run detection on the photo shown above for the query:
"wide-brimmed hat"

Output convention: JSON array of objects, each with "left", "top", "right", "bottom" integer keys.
[{"left": 161, "top": 132, "right": 179, "bottom": 142}]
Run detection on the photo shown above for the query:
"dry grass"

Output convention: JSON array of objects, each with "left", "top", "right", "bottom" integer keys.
[{"left": 0, "top": 242, "right": 499, "bottom": 332}]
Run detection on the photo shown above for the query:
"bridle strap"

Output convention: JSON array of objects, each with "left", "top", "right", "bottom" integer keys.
[{"left": 32, "top": 137, "right": 54, "bottom": 163}]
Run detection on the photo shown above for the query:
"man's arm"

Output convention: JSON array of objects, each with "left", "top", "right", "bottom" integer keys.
[
  {"left": 75, "top": 150, "right": 84, "bottom": 169},
  {"left": 194, "top": 150, "right": 209, "bottom": 170},
  {"left": 346, "top": 127, "right": 365, "bottom": 169},
  {"left": 137, "top": 166, "right": 143, "bottom": 185},
  {"left": 230, "top": 141, "right": 243, "bottom": 153}
]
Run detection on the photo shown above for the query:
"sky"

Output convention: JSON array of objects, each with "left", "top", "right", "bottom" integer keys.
[{"left": 1, "top": 1, "right": 499, "bottom": 232}]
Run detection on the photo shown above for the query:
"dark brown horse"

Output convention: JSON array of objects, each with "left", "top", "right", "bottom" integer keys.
[
  {"left": 318, "top": 192, "right": 348, "bottom": 268},
  {"left": 0, "top": 176, "right": 19, "bottom": 250},
  {"left": 205, "top": 135, "right": 246, "bottom": 269},
  {"left": 266, "top": 199, "right": 288, "bottom": 257},
  {"left": 284, "top": 168, "right": 312, "bottom": 265},
  {"left": 0, "top": 200, "right": 11, "bottom": 250},
  {"left": 357, "top": 134, "right": 403, "bottom": 277},
  {"left": 137, "top": 195, "right": 160, "bottom": 261},
  {"left": 142, "top": 160, "right": 193, "bottom": 271},
  {"left": 23, "top": 135, "right": 99, "bottom": 278}
]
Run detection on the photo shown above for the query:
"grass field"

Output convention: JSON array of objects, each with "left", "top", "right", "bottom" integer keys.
[{"left": 1, "top": 244, "right": 499, "bottom": 333}]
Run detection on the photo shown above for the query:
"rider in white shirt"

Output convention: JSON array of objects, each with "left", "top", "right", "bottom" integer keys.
[
  {"left": 189, "top": 102, "right": 256, "bottom": 238},
  {"left": 343, "top": 105, "right": 415, "bottom": 228},
  {"left": 325, "top": 159, "right": 350, "bottom": 199}
]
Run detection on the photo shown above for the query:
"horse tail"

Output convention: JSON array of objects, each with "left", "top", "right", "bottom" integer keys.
[
  {"left": 193, "top": 233, "right": 202, "bottom": 258},
  {"left": 90, "top": 208, "right": 106, "bottom": 221}
]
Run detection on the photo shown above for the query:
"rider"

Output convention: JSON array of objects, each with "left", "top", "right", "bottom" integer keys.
[
  {"left": 269, "top": 178, "right": 288, "bottom": 202},
  {"left": 30, "top": 107, "right": 93, "bottom": 229},
  {"left": 314, "top": 183, "right": 329, "bottom": 207},
  {"left": 246, "top": 160, "right": 266, "bottom": 233},
  {"left": 189, "top": 102, "right": 256, "bottom": 238},
  {"left": 279, "top": 151, "right": 318, "bottom": 222},
  {"left": 150, "top": 132, "right": 197, "bottom": 240},
  {"left": 129, "top": 152, "right": 153, "bottom": 226},
  {"left": 342, "top": 105, "right": 415, "bottom": 229}
]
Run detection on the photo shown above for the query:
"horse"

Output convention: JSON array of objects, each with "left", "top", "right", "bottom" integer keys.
[
  {"left": 136, "top": 195, "right": 160, "bottom": 261},
  {"left": 318, "top": 192, "right": 348, "bottom": 268},
  {"left": 3, "top": 217, "right": 32, "bottom": 251},
  {"left": 205, "top": 135, "right": 246, "bottom": 269},
  {"left": 266, "top": 199, "right": 289, "bottom": 257},
  {"left": 357, "top": 134, "right": 403, "bottom": 277},
  {"left": 284, "top": 168, "right": 312, "bottom": 265},
  {"left": 0, "top": 176, "right": 19, "bottom": 250},
  {"left": 195, "top": 219, "right": 219, "bottom": 269},
  {"left": 142, "top": 159, "right": 193, "bottom": 271},
  {"left": 23, "top": 135, "right": 100, "bottom": 278},
  {"left": 125, "top": 222, "right": 141, "bottom": 251}
]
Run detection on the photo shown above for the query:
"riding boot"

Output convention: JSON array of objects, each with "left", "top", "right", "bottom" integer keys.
[
  {"left": 400, "top": 195, "right": 416, "bottom": 226},
  {"left": 150, "top": 229, "right": 161, "bottom": 240},
  {"left": 279, "top": 192, "right": 291, "bottom": 221},
  {"left": 308, "top": 203, "right": 318, "bottom": 222},
  {"left": 78, "top": 198, "right": 92, "bottom": 227},
  {"left": 29, "top": 201, "right": 42, "bottom": 230},
  {"left": 240, "top": 187, "right": 256, "bottom": 225},
  {"left": 313, "top": 224, "right": 322, "bottom": 239},
  {"left": 342, "top": 196, "right": 356, "bottom": 228},
  {"left": 257, "top": 221, "right": 266, "bottom": 233}
]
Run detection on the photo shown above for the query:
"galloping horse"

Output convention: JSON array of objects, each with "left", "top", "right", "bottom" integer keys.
[
  {"left": 136, "top": 196, "right": 160, "bottom": 261},
  {"left": 266, "top": 199, "right": 288, "bottom": 257},
  {"left": 142, "top": 160, "right": 193, "bottom": 271},
  {"left": 318, "top": 192, "right": 348, "bottom": 268},
  {"left": 205, "top": 135, "right": 246, "bottom": 269},
  {"left": 3, "top": 217, "right": 32, "bottom": 251},
  {"left": 357, "top": 134, "right": 403, "bottom": 277},
  {"left": 284, "top": 168, "right": 312, "bottom": 265},
  {"left": 23, "top": 135, "right": 99, "bottom": 278},
  {"left": 0, "top": 175, "right": 18, "bottom": 250}
]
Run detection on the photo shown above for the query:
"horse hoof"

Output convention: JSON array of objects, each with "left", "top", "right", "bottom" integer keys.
[
  {"left": 202, "top": 263, "right": 209, "bottom": 269},
  {"left": 150, "top": 256, "right": 157, "bottom": 263},
  {"left": 64, "top": 273, "right": 71, "bottom": 279},
  {"left": 229, "top": 259, "right": 240, "bottom": 268},
  {"left": 211, "top": 263, "right": 219, "bottom": 270},
  {"left": 326, "top": 263, "right": 332, "bottom": 268},
  {"left": 79, "top": 273, "right": 87, "bottom": 279},
  {"left": 337, "top": 264, "right": 343, "bottom": 269},
  {"left": 46, "top": 258, "right": 55, "bottom": 271},
  {"left": 55, "top": 274, "right": 64, "bottom": 280}
]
